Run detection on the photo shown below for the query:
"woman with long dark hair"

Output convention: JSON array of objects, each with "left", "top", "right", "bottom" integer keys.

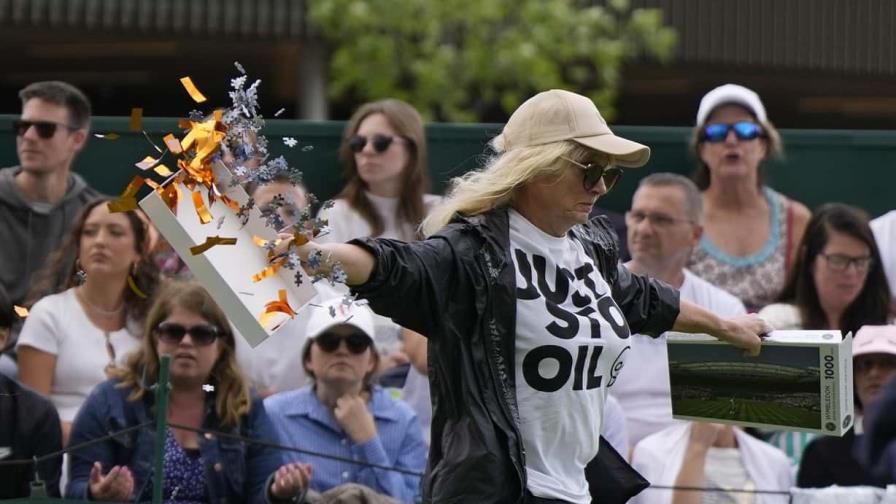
[
  {"left": 17, "top": 197, "right": 159, "bottom": 444},
  {"left": 759, "top": 202, "right": 891, "bottom": 468},
  {"left": 318, "top": 99, "right": 438, "bottom": 243}
]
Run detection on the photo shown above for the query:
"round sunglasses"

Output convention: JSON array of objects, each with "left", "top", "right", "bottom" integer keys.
[
  {"left": 561, "top": 156, "right": 624, "bottom": 193},
  {"left": 701, "top": 121, "right": 765, "bottom": 143},
  {"left": 314, "top": 331, "right": 372, "bottom": 354},
  {"left": 154, "top": 321, "right": 221, "bottom": 346},
  {"left": 13, "top": 119, "right": 76, "bottom": 139},
  {"left": 346, "top": 134, "right": 408, "bottom": 154}
]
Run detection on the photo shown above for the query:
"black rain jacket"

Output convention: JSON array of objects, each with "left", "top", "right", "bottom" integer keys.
[{"left": 351, "top": 207, "right": 680, "bottom": 504}]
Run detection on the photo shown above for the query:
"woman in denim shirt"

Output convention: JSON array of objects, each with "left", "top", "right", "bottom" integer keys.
[{"left": 66, "top": 281, "right": 310, "bottom": 503}]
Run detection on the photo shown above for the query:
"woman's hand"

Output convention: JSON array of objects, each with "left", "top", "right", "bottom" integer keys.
[
  {"left": 673, "top": 301, "right": 769, "bottom": 357},
  {"left": 717, "top": 314, "right": 769, "bottom": 357},
  {"left": 270, "top": 462, "right": 313, "bottom": 500},
  {"left": 88, "top": 462, "right": 134, "bottom": 501},
  {"left": 334, "top": 394, "right": 377, "bottom": 444},
  {"left": 273, "top": 233, "right": 375, "bottom": 286}
]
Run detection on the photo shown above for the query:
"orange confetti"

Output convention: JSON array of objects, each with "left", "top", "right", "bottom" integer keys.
[
  {"left": 129, "top": 108, "right": 143, "bottom": 132},
  {"left": 136, "top": 155, "right": 160, "bottom": 171},
  {"left": 189, "top": 235, "right": 237, "bottom": 255},
  {"left": 259, "top": 289, "right": 297, "bottom": 328},
  {"left": 163, "top": 133, "right": 183, "bottom": 155},
  {"left": 108, "top": 176, "right": 145, "bottom": 213},
  {"left": 179, "top": 76, "right": 207, "bottom": 103},
  {"left": 252, "top": 263, "right": 282, "bottom": 283},
  {"left": 191, "top": 191, "right": 213, "bottom": 224},
  {"left": 13, "top": 305, "right": 28, "bottom": 318},
  {"left": 153, "top": 164, "right": 174, "bottom": 177}
]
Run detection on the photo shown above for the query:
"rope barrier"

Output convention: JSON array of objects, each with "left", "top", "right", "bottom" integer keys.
[
  {"left": 0, "top": 421, "right": 153, "bottom": 467},
  {"left": 166, "top": 421, "right": 426, "bottom": 477}
]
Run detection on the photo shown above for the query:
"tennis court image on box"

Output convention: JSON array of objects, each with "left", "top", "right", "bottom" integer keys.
[{"left": 668, "top": 344, "right": 822, "bottom": 429}]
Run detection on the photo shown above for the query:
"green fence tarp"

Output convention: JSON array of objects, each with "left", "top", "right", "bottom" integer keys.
[{"left": 1, "top": 116, "right": 895, "bottom": 216}]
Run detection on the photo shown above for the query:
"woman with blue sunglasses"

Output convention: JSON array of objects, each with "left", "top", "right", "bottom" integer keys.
[{"left": 688, "top": 84, "right": 811, "bottom": 312}]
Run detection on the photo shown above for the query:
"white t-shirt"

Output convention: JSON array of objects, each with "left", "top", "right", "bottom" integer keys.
[
  {"left": 871, "top": 210, "right": 896, "bottom": 297},
  {"left": 317, "top": 192, "right": 441, "bottom": 243},
  {"left": 15, "top": 289, "right": 141, "bottom": 422},
  {"left": 510, "top": 209, "right": 631, "bottom": 504},
  {"left": 609, "top": 269, "right": 746, "bottom": 447}
]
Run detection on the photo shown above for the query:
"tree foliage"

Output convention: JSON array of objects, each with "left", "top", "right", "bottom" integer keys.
[{"left": 308, "top": 0, "right": 677, "bottom": 122}]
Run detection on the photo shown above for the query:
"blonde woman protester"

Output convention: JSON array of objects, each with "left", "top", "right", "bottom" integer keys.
[
  {"left": 688, "top": 84, "right": 811, "bottom": 311},
  {"left": 278, "top": 89, "right": 768, "bottom": 504},
  {"left": 66, "top": 281, "right": 310, "bottom": 503},
  {"left": 17, "top": 197, "right": 159, "bottom": 446}
]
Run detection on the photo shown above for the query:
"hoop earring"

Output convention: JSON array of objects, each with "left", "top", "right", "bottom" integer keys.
[
  {"left": 74, "top": 259, "right": 87, "bottom": 285},
  {"left": 127, "top": 262, "right": 148, "bottom": 299}
]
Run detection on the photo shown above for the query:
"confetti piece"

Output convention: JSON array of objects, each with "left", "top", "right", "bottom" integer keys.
[
  {"left": 274, "top": 108, "right": 285, "bottom": 117},
  {"left": 94, "top": 133, "right": 120, "bottom": 140},
  {"left": 153, "top": 164, "right": 174, "bottom": 177},
  {"left": 238, "top": 291, "right": 254, "bottom": 296},
  {"left": 136, "top": 155, "right": 161, "bottom": 170},
  {"left": 301, "top": 145, "right": 314, "bottom": 152},
  {"left": 108, "top": 176, "right": 144, "bottom": 213},
  {"left": 163, "top": 133, "right": 183, "bottom": 154},
  {"left": 142, "top": 131, "right": 164, "bottom": 153},
  {"left": 191, "top": 190, "right": 213, "bottom": 224},
  {"left": 179, "top": 76, "right": 207, "bottom": 103},
  {"left": 259, "top": 289, "right": 297, "bottom": 328},
  {"left": 283, "top": 137, "right": 298, "bottom": 148},
  {"left": 13, "top": 305, "right": 28, "bottom": 318},
  {"left": 129, "top": 108, "right": 143, "bottom": 132},
  {"left": 189, "top": 235, "right": 237, "bottom": 255}
]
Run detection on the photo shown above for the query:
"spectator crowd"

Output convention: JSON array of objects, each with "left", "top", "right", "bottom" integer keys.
[{"left": 2, "top": 80, "right": 896, "bottom": 504}]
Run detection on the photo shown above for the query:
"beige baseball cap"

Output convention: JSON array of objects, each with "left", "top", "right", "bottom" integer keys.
[{"left": 495, "top": 89, "right": 651, "bottom": 168}]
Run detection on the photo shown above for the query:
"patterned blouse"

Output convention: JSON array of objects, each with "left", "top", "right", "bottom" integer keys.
[
  {"left": 156, "top": 428, "right": 208, "bottom": 503},
  {"left": 689, "top": 187, "right": 795, "bottom": 312}
]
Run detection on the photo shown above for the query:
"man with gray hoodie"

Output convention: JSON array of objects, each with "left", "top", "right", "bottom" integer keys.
[{"left": 0, "top": 81, "right": 99, "bottom": 309}]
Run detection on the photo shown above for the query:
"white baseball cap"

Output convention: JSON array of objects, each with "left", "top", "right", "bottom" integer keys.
[
  {"left": 495, "top": 89, "right": 651, "bottom": 168},
  {"left": 305, "top": 297, "right": 376, "bottom": 340},
  {"left": 696, "top": 84, "right": 768, "bottom": 126}
]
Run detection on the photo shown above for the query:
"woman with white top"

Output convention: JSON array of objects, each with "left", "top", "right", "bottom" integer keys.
[
  {"left": 16, "top": 197, "right": 159, "bottom": 445},
  {"left": 318, "top": 99, "right": 439, "bottom": 243},
  {"left": 630, "top": 422, "right": 792, "bottom": 504}
]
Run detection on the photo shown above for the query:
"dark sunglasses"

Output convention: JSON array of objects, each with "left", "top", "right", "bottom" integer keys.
[
  {"left": 701, "top": 121, "right": 765, "bottom": 143},
  {"left": 315, "top": 331, "right": 372, "bottom": 354},
  {"left": 346, "top": 134, "right": 408, "bottom": 154},
  {"left": 13, "top": 119, "right": 75, "bottom": 139},
  {"left": 561, "top": 156, "right": 624, "bottom": 193},
  {"left": 154, "top": 321, "right": 221, "bottom": 346}
]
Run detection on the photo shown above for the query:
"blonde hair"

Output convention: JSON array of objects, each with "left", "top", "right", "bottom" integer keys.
[
  {"left": 422, "top": 140, "right": 595, "bottom": 236},
  {"left": 113, "top": 281, "right": 250, "bottom": 428}
]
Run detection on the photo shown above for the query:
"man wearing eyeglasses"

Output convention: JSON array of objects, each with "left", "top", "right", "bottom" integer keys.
[
  {"left": 608, "top": 172, "right": 746, "bottom": 448},
  {"left": 0, "top": 81, "right": 100, "bottom": 312}
]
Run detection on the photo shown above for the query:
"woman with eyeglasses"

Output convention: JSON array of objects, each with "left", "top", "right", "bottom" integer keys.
[
  {"left": 318, "top": 99, "right": 439, "bottom": 244},
  {"left": 687, "top": 83, "right": 811, "bottom": 312},
  {"left": 16, "top": 197, "right": 159, "bottom": 447},
  {"left": 66, "top": 281, "right": 310, "bottom": 503},
  {"left": 276, "top": 89, "right": 769, "bottom": 504},
  {"left": 264, "top": 298, "right": 427, "bottom": 503},
  {"left": 758, "top": 203, "right": 891, "bottom": 468}
]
